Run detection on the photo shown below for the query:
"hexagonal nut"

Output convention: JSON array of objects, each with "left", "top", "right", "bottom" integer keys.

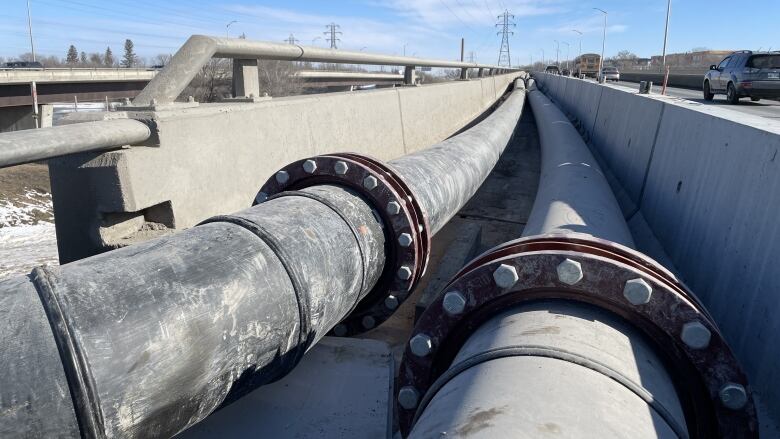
[
  {"left": 386, "top": 201, "right": 402, "bottom": 215},
  {"left": 363, "top": 175, "right": 379, "bottom": 190},
  {"left": 255, "top": 192, "right": 269, "bottom": 203},
  {"left": 623, "top": 278, "right": 653, "bottom": 305},
  {"left": 332, "top": 324, "right": 347, "bottom": 337},
  {"left": 275, "top": 170, "right": 290, "bottom": 184},
  {"left": 302, "top": 159, "right": 317, "bottom": 174},
  {"left": 362, "top": 315, "right": 376, "bottom": 329},
  {"left": 442, "top": 291, "right": 466, "bottom": 315},
  {"left": 398, "top": 386, "right": 420, "bottom": 410},
  {"left": 493, "top": 264, "right": 519, "bottom": 289},
  {"left": 397, "top": 266, "right": 412, "bottom": 280},
  {"left": 384, "top": 295, "right": 399, "bottom": 310},
  {"left": 334, "top": 161, "right": 349, "bottom": 175},
  {"left": 719, "top": 383, "right": 748, "bottom": 410},
  {"left": 409, "top": 333, "right": 433, "bottom": 357},
  {"left": 557, "top": 258, "right": 583, "bottom": 285},
  {"left": 681, "top": 321, "right": 711, "bottom": 349},
  {"left": 398, "top": 233, "right": 413, "bottom": 248}
]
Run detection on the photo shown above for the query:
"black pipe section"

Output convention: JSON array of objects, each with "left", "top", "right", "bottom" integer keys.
[{"left": 0, "top": 80, "right": 527, "bottom": 438}]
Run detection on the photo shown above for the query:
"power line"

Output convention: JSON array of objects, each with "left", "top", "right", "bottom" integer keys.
[
  {"left": 495, "top": 9, "right": 515, "bottom": 67},
  {"left": 438, "top": 0, "right": 476, "bottom": 31},
  {"left": 324, "top": 23, "right": 341, "bottom": 49}
]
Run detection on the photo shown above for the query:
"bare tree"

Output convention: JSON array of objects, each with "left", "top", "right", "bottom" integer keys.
[
  {"left": 153, "top": 53, "right": 172, "bottom": 67},
  {"left": 89, "top": 53, "right": 103, "bottom": 66},
  {"left": 179, "top": 58, "right": 232, "bottom": 102},
  {"left": 258, "top": 59, "right": 303, "bottom": 97}
]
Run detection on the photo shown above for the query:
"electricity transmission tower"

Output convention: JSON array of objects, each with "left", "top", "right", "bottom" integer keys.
[
  {"left": 285, "top": 34, "right": 299, "bottom": 45},
  {"left": 324, "top": 23, "right": 341, "bottom": 49},
  {"left": 468, "top": 51, "right": 476, "bottom": 63},
  {"left": 495, "top": 10, "right": 515, "bottom": 67}
]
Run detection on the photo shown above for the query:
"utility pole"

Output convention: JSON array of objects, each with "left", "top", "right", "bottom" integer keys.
[
  {"left": 593, "top": 8, "right": 608, "bottom": 81},
  {"left": 572, "top": 30, "right": 582, "bottom": 62},
  {"left": 226, "top": 20, "right": 237, "bottom": 38},
  {"left": 285, "top": 34, "right": 299, "bottom": 45},
  {"left": 661, "top": 0, "right": 672, "bottom": 72},
  {"left": 26, "top": 0, "right": 36, "bottom": 61},
  {"left": 324, "top": 23, "right": 341, "bottom": 49},
  {"left": 495, "top": 10, "right": 515, "bottom": 67},
  {"left": 554, "top": 40, "right": 560, "bottom": 66}
]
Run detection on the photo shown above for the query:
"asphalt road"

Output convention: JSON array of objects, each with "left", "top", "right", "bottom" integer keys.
[{"left": 614, "top": 80, "right": 780, "bottom": 120}]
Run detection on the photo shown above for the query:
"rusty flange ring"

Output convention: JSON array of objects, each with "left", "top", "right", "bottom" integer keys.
[
  {"left": 397, "top": 234, "right": 757, "bottom": 438},
  {"left": 256, "top": 153, "right": 430, "bottom": 335}
]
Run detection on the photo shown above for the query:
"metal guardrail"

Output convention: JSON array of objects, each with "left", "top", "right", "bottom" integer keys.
[{"left": 133, "top": 35, "right": 518, "bottom": 105}]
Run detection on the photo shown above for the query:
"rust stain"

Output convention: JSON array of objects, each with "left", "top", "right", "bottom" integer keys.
[
  {"left": 358, "top": 224, "right": 370, "bottom": 235},
  {"left": 455, "top": 406, "right": 506, "bottom": 437}
]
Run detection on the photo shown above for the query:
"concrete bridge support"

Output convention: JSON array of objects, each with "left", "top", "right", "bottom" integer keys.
[{"left": 47, "top": 73, "right": 520, "bottom": 263}]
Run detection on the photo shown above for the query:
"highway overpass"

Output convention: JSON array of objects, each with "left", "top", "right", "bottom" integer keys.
[{"left": 0, "top": 36, "right": 778, "bottom": 438}]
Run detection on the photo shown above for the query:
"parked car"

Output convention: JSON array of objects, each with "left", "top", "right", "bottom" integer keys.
[
  {"left": 703, "top": 51, "right": 780, "bottom": 104},
  {"left": 562, "top": 69, "right": 571, "bottom": 76},
  {"left": 545, "top": 65, "right": 560, "bottom": 75},
  {"left": 4, "top": 61, "right": 43, "bottom": 69},
  {"left": 600, "top": 67, "right": 620, "bottom": 82}
]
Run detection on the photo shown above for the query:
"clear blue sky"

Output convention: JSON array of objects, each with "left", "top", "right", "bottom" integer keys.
[{"left": 1, "top": 0, "right": 779, "bottom": 65}]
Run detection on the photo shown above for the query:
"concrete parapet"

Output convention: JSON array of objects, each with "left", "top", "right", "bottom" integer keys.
[
  {"left": 49, "top": 73, "right": 520, "bottom": 263},
  {"left": 0, "top": 68, "right": 157, "bottom": 85},
  {"left": 532, "top": 71, "right": 780, "bottom": 433}
]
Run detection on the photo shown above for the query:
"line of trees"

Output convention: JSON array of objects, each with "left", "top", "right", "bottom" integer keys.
[{"left": 1, "top": 39, "right": 171, "bottom": 68}]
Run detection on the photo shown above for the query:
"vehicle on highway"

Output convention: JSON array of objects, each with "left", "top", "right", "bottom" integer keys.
[
  {"left": 703, "top": 51, "right": 780, "bottom": 104},
  {"left": 545, "top": 65, "right": 561, "bottom": 75},
  {"left": 562, "top": 69, "right": 571, "bottom": 76},
  {"left": 3, "top": 61, "right": 44, "bottom": 69},
  {"left": 574, "top": 53, "right": 601, "bottom": 77},
  {"left": 600, "top": 67, "right": 620, "bottom": 82}
]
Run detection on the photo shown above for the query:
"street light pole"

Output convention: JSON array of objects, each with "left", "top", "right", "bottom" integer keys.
[
  {"left": 554, "top": 40, "right": 560, "bottom": 66},
  {"left": 226, "top": 20, "right": 238, "bottom": 38},
  {"left": 661, "top": 0, "right": 672, "bottom": 72},
  {"left": 540, "top": 49, "right": 545, "bottom": 66},
  {"left": 572, "top": 30, "right": 583, "bottom": 76},
  {"left": 562, "top": 42, "right": 570, "bottom": 70},
  {"left": 26, "top": 0, "right": 36, "bottom": 62},
  {"left": 593, "top": 8, "right": 608, "bottom": 81}
]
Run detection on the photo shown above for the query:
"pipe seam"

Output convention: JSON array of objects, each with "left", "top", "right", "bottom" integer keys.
[
  {"left": 413, "top": 344, "right": 689, "bottom": 439},
  {"left": 267, "top": 189, "right": 368, "bottom": 316},
  {"left": 199, "top": 215, "right": 315, "bottom": 375},
  {"left": 31, "top": 266, "right": 105, "bottom": 439}
]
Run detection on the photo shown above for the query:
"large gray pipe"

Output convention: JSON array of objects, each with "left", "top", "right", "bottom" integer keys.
[
  {"left": 0, "top": 119, "right": 151, "bottom": 168},
  {"left": 407, "top": 85, "right": 689, "bottom": 438},
  {"left": 0, "top": 81, "right": 525, "bottom": 438}
]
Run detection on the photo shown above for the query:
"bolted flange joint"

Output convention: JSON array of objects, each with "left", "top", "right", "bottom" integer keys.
[{"left": 256, "top": 152, "right": 431, "bottom": 337}]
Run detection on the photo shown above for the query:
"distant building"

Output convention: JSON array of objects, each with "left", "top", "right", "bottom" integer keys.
[{"left": 651, "top": 50, "right": 732, "bottom": 67}]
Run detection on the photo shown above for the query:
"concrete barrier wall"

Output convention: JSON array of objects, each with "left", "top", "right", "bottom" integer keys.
[
  {"left": 532, "top": 72, "right": 780, "bottom": 430},
  {"left": 49, "top": 73, "right": 520, "bottom": 263},
  {"left": 620, "top": 71, "right": 704, "bottom": 90}
]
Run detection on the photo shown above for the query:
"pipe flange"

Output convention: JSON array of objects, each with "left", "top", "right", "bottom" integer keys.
[
  {"left": 256, "top": 153, "right": 431, "bottom": 335},
  {"left": 397, "top": 234, "right": 757, "bottom": 438}
]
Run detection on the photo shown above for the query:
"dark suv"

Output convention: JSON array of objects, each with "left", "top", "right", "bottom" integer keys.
[{"left": 703, "top": 51, "right": 780, "bottom": 104}]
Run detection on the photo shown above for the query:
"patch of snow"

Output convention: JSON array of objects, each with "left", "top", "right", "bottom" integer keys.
[{"left": 0, "top": 190, "right": 59, "bottom": 279}]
